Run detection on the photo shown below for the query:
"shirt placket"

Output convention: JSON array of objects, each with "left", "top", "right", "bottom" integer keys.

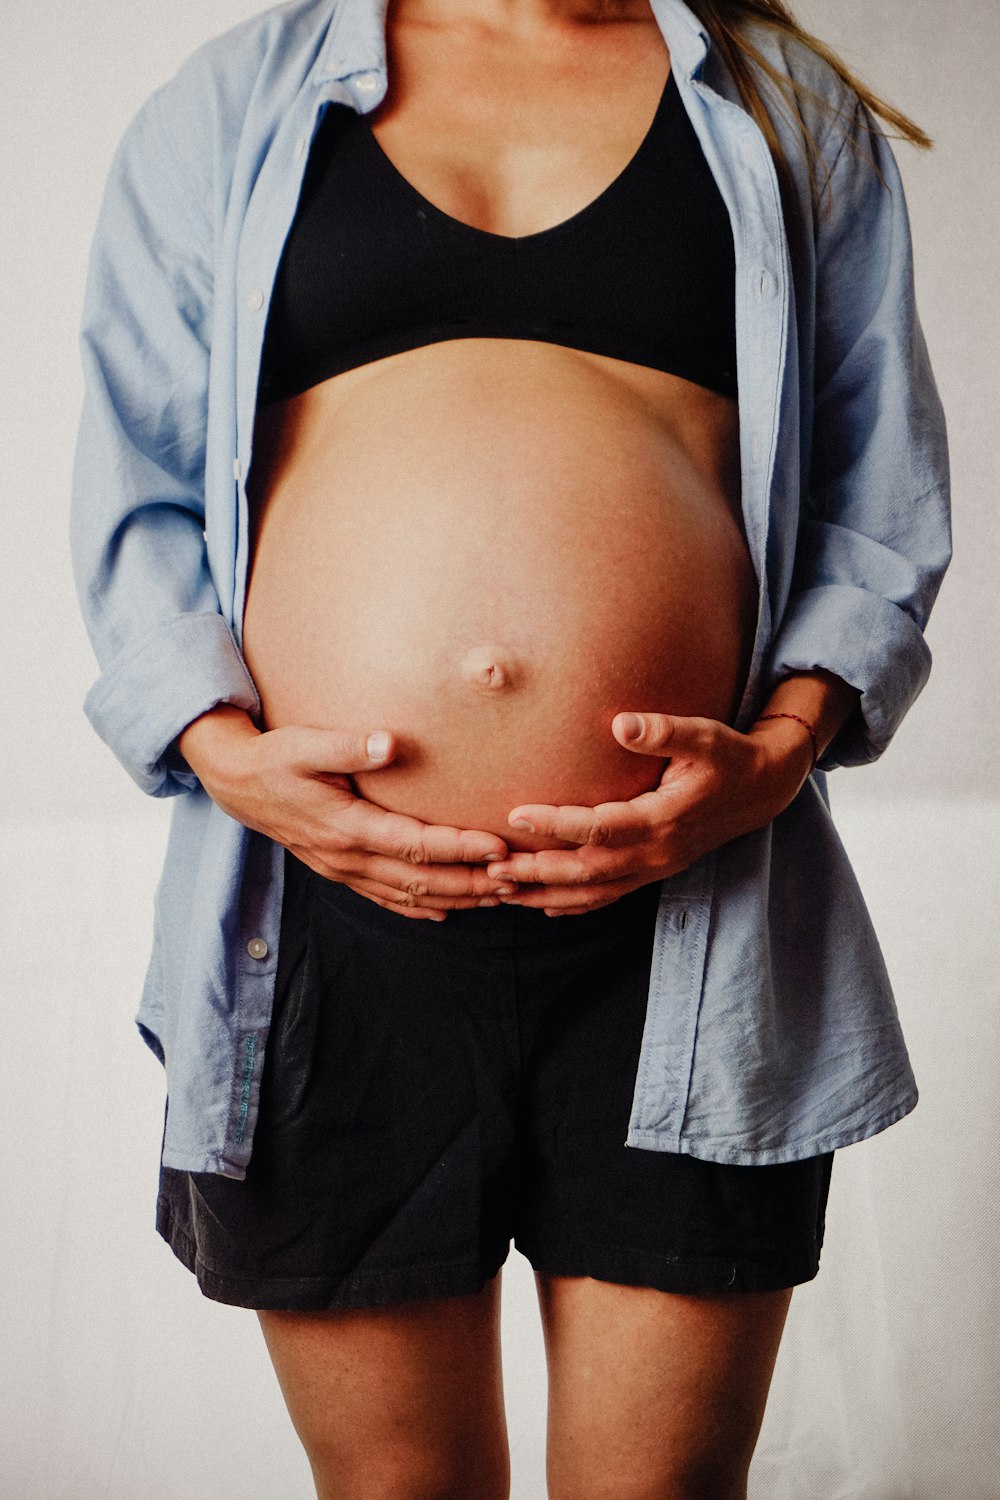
[{"left": 625, "top": 52, "right": 792, "bottom": 1151}]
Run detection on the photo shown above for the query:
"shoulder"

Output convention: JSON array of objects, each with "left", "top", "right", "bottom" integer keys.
[
  {"left": 151, "top": 0, "right": 335, "bottom": 138},
  {"left": 110, "top": 0, "right": 336, "bottom": 207},
  {"left": 734, "top": 19, "right": 865, "bottom": 165}
]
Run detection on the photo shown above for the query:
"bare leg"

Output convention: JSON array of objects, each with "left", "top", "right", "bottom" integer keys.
[
  {"left": 257, "top": 1273, "right": 509, "bottom": 1500},
  {"left": 536, "top": 1272, "right": 793, "bottom": 1500}
]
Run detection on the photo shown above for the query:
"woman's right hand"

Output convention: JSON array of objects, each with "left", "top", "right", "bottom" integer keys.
[{"left": 175, "top": 706, "right": 517, "bottom": 920}]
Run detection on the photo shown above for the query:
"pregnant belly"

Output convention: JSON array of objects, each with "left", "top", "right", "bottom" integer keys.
[{"left": 242, "top": 342, "right": 757, "bottom": 851}]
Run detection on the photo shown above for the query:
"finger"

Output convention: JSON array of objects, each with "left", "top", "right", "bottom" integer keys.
[
  {"left": 503, "top": 876, "right": 643, "bottom": 913},
  {"left": 353, "top": 869, "right": 518, "bottom": 907},
  {"left": 333, "top": 798, "right": 509, "bottom": 865},
  {"left": 331, "top": 873, "right": 498, "bottom": 919},
  {"left": 543, "top": 897, "right": 625, "bottom": 916},
  {"left": 321, "top": 848, "right": 518, "bottom": 900},
  {"left": 486, "top": 837, "right": 641, "bottom": 886},
  {"left": 507, "top": 800, "right": 647, "bottom": 850},
  {"left": 282, "top": 724, "right": 398, "bottom": 774},
  {"left": 351, "top": 885, "right": 448, "bottom": 921},
  {"left": 345, "top": 877, "right": 504, "bottom": 918},
  {"left": 612, "top": 711, "right": 725, "bottom": 759}
]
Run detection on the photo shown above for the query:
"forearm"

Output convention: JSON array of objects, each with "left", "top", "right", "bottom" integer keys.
[
  {"left": 726, "top": 668, "right": 865, "bottom": 823},
  {"left": 174, "top": 704, "right": 262, "bottom": 785},
  {"left": 752, "top": 668, "right": 863, "bottom": 769}
]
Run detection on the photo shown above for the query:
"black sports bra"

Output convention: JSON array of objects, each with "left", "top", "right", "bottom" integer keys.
[{"left": 258, "top": 70, "right": 737, "bottom": 404}]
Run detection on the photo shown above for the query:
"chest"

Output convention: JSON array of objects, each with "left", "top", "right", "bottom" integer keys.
[{"left": 365, "top": 13, "right": 672, "bottom": 238}]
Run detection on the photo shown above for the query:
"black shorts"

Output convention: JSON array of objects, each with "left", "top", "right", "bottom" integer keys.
[{"left": 157, "top": 848, "right": 834, "bottom": 1310}]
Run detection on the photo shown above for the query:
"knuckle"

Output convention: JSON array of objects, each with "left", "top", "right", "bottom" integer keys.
[
  {"left": 404, "top": 878, "right": 430, "bottom": 898},
  {"left": 386, "top": 897, "right": 425, "bottom": 919},
  {"left": 325, "top": 825, "right": 353, "bottom": 854},
  {"left": 696, "top": 722, "right": 718, "bottom": 753},
  {"left": 587, "top": 818, "right": 614, "bottom": 849},
  {"left": 397, "top": 839, "right": 426, "bottom": 865}
]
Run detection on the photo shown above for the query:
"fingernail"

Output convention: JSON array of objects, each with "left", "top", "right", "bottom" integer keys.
[
  {"left": 511, "top": 818, "right": 534, "bottom": 831},
  {"left": 620, "top": 714, "right": 644, "bottom": 742},
  {"left": 366, "top": 732, "right": 390, "bottom": 760},
  {"left": 493, "top": 884, "right": 516, "bottom": 897},
  {"left": 477, "top": 897, "right": 499, "bottom": 907}
]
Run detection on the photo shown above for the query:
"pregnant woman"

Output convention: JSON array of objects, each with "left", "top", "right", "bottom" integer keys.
[{"left": 71, "top": 0, "right": 951, "bottom": 1494}]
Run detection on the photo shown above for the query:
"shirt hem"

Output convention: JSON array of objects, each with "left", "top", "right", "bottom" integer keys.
[
  {"left": 624, "top": 1086, "right": 918, "bottom": 1165},
  {"left": 160, "top": 1144, "right": 250, "bottom": 1179}
]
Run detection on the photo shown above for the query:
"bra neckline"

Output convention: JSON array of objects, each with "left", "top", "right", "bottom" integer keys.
[{"left": 358, "top": 68, "right": 677, "bottom": 247}]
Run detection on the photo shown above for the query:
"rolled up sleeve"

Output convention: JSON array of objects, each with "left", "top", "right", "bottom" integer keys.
[
  {"left": 71, "top": 92, "right": 260, "bottom": 797},
  {"left": 765, "top": 97, "right": 952, "bottom": 770}
]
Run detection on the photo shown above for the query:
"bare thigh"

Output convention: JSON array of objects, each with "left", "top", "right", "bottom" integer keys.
[
  {"left": 257, "top": 1273, "right": 509, "bottom": 1500},
  {"left": 536, "top": 1272, "right": 793, "bottom": 1500}
]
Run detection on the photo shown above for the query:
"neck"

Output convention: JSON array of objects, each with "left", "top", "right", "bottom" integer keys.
[{"left": 388, "top": 0, "right": 650, "bottom": 36}]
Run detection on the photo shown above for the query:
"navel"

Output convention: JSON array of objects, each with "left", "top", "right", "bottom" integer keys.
[{"left": 458, "top": 644, "right": 524, "bottom": 693}]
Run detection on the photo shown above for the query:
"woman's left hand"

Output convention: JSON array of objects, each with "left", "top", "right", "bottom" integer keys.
[{"left": 484, "top": 711, "right": 816, "bottom": 914}]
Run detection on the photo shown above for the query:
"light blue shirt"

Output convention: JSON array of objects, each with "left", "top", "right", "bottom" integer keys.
[{"left": 71, "top": 0, "right": 951, "bottom": 1176}]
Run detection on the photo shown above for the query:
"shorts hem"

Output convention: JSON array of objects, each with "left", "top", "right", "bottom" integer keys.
[
  {"left": 514, "top": 1234, "right": 823, "bottom": 1294},
  {"left": 157, "top": 1199, "right": 510, "bottom": 1311}
]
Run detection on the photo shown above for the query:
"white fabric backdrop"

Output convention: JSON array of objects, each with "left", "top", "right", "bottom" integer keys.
[{"left": 3, "top": 0, "right": 998, "bottom": 1494}]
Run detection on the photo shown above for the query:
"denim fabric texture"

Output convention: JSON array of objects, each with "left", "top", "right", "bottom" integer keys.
[{"left": 70, "top": 0, "right": 951, "bottom": 1177}]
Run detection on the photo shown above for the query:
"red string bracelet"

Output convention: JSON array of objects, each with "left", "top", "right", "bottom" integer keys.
[{"left": 753, "top": 712, "right": 819, "bottom": 771}]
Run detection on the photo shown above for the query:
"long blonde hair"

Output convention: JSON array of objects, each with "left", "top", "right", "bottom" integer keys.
[{"left": 678, "top": 1, "right": 932, "bottom": 210}]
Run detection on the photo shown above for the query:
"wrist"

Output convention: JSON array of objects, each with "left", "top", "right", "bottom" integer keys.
[
  {"left": 175, "top": 704, "right": 261, "bottom": 787},
  {"left": 753, "top": 712, "right": 818, "bottom": 771},
  {"left": 759, "top": 668, "right": 862, "bottom": 767},
  {"left": 746, "top": 716, "right": 815, "bottom": 811}
]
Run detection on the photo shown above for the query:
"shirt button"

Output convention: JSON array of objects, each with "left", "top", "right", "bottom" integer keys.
[
  {"left": 355, "top": 72, "right": 379, "bottom": 92},
  {"left": 247, "top": 937, "right": 269, "bottom": 960},
  {"left": 248, "top": 288, "right": 264, "bottom": 311},
  {"left": 294, "top": 135, "right": 309, "bottom": 160},
  {"left": 756, "top": 268, "right": 776, "bottom": 301}
]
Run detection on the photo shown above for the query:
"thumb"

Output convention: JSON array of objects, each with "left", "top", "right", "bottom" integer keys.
[
  {"left": 612, "top": 712, "right": 688, "bottom": 755},
  {"left": 285, "top": 725, "right": 396, "bottom": 774}
]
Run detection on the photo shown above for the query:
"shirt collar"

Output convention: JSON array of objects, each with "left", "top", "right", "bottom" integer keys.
[
  {"left": 315, "top": 0, "right": 389, "bottom": 83},
  {"left": 313, "top": 0, "right": 709, "bottom": 86},
  {"left": 648, "top": 0, "right": 711, "bottom": 78}
]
